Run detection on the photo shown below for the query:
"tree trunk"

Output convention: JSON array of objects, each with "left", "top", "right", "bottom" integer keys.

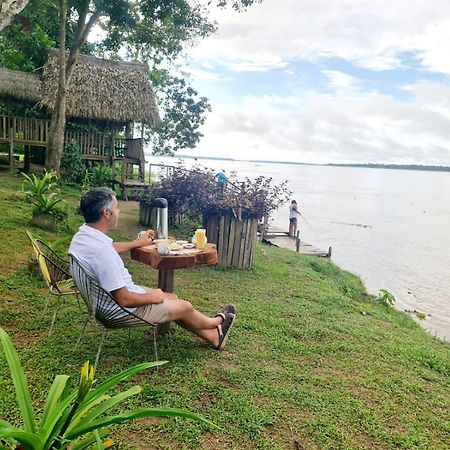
[
  {"left": 45, "top": 0, "right": 67, "bottom": 172},
  {"left": 0, "top": 0, "right": 30, "bottom": 32},
  {"left": 46, "top": 93, "right": 66, "bottom": 172},
  {"left": 45, "top": 2, "right": 102, "bottom": 172}
]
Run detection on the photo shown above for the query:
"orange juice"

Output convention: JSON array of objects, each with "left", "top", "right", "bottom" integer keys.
[{"left": 195, "top": 229, "right": 206, "bottom": 250}]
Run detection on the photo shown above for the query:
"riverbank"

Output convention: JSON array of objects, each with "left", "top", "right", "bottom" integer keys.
[
  {"left": 265, "top": 231, "right": 449, "bottom": 342},
  {"left": 0, "top": 172, "right": 449, "bottom": 449}
]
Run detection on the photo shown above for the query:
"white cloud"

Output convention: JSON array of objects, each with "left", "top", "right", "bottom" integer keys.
[
  {"left": 192, "top": 0, "right": 450, "bottom": 74},
  {"left": 321, "top": 70, "right": 359, "bottom": 89},
  {"left": 189, "top": 83, "right": 450, "bottom": 165},
  {"left": 183, "top": 66, "right": 231, "bottom": 82},
  {"left": 181, "top": 0, "right": 450, "bottom": 165},
  {"left": 227, "top": 60, "right": 287, "bottom": 72}
]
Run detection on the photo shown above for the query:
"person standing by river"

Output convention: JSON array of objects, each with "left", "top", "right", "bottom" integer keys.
[{"left": 289, "top": 200, "right": 301, "bottom": 237}]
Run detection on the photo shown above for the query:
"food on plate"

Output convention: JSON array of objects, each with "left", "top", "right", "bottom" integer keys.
[
  {"left": 183, "top": 243, "right": 196, "bottom": 249},
  {"left": 169, "top": 242, "right": 183, "bottom": 251}
]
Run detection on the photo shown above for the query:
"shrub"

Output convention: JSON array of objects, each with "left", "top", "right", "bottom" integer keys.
[
  {"left": 377, "top": 288, "right": 396, "bottom": 307},
  {"left": 21, "top": 171, "right": 66, "bottom": 220},
  {"left": 143, "top": 162, "right": 291, "bottom": 224},
  {"left": 60, "top": 142, "right": 86, "bottom": 184}
]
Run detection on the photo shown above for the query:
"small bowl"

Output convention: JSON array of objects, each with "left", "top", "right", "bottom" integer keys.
[{"left": 183, "top": 243, "right": 196, "bottom": 249}]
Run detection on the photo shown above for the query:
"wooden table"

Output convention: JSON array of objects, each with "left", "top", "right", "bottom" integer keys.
[
  {"left": 130, "top": 243, "right": 218, "bottom": 293},
  {"left": 131, "top": 243, "right": 217, "bottom": 335}
]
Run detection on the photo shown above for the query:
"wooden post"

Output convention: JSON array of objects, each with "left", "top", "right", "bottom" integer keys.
[
  {"left": 24, "top": 145, "right": 30, "bottom": 173},
  {"left": 8, "top": 126, "right": 14, "bottom": 173},
  {"left": 260, "top": 215, "right": 269, "bottom": 241},
  {"left": 328, "top": 246, "right": 332, "bottom": 258},
  {"left": 296, "top": 231, "right": 300, "bottom": 252},
  {"left": 140, "top": 123, "right": 145, "bottom": 181}
]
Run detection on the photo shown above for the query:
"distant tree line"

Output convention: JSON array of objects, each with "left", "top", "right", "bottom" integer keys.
[{"left": 327, "top": 163, "right": 450, "bottom": 172}]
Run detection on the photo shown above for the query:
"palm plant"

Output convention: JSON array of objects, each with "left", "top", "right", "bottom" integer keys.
[
  {"left": 0, "top": 328, "right": 215, "bottom": 449},
  {"left": 21, "top": 171, "right": 64, "bottom": 216}
]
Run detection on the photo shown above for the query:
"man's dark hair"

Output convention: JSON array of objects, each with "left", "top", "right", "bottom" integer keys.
[{"left": 80, "top": 187, "right": 116, "bottom": 223}]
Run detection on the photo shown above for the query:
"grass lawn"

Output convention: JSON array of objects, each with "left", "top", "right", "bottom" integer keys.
[{"left": 0, "top": 172, "right": 449, "bottom": 449}]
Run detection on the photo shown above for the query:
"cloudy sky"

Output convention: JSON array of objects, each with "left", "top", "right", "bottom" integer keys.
[{"left": 179, "top": 0, "right": 450, "bottom": 165}]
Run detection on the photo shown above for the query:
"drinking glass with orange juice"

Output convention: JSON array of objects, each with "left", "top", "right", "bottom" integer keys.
[{"left": 195, "top": 229, "right": 206, "bottom": 250}]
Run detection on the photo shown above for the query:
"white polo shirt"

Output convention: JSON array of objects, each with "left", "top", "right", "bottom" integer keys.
[{"left": 69, "top": 224, "right": 145, "bottom": 313}]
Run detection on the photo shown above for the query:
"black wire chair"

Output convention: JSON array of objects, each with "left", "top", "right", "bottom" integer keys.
[
  {"left": 26, "top": 230, "right": 79, "bottom": 335},
  {"left": 69, "top": 253, "right": 158, "bottom": 369}
]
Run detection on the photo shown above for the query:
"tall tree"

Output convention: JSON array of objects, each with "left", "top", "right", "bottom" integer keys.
[
  {"left": 148, "top": 69, "right": 211, "bottom": 155},
  {"left": 45, "top": 0, "right": 261, "bottom": 172},
  {"left": 1, "top": 0, "right": 261, "bottom": 171}
]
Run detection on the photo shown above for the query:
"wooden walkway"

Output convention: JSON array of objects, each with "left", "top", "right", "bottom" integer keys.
[{"left": 260, "top": 225, "right": 331, "bottom": 258}]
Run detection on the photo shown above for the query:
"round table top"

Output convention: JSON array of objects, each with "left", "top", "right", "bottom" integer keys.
[{"left": 130, "top": 243, "right": 217, "bottom": 270}]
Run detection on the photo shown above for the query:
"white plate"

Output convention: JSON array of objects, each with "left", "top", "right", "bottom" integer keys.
[
  {"left": 175, "top": 240, "right": 188, "bottom": 245},
  {"left": 183, "top": 243, "right": 195, "bottom": 249}
]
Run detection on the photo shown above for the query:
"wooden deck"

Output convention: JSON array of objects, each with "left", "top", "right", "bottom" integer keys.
[
  {"left": 260, "top": 225, "right": 331, "bottom": 258},
  {"left": 0, "top": 114, "right": 147, "bottom": 198}
]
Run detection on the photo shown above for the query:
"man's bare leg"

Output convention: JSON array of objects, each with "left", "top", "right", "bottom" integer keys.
[{"left": 163, "top": 297, "right": 223, "bottom": 346}]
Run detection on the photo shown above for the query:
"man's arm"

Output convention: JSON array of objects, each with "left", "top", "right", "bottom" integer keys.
[
  {"left": 112, "top": 286, "right": 165, "bottom": 308},
  {"left": 113, "top": 229, "right": 155, "bottom": 254}
]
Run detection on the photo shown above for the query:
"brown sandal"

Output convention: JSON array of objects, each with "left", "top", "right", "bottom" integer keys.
[{"left": 215, "top": 312, "right": 236, "bottom": 351}]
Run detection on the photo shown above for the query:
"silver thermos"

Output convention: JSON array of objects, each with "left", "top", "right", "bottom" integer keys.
[{"left": 149, "top": 198, "right": 168, "bottom": 239}]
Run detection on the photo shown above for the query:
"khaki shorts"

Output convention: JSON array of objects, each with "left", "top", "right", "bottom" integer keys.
[{"left": 134, "top": 286, "right": 171, "bottom": 324}]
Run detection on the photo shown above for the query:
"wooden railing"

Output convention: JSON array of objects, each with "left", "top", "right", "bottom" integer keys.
[
  {"left": 0, "top": 115, "right": 49, "bottom": 146},
  {"left": 65, "top": 130, "right": 113, "bottom": 158},
  {"left": 0, "top": 115, "right": 143, "bottom": 161}
]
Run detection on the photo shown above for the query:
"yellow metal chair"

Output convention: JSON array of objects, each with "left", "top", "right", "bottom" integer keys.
[{"left": 26, "top": 230, "right": 79, "bottom": 335}]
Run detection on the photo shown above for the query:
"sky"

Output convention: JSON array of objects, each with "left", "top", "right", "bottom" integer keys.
[{"left": 177, "top": 0, "right": 450, "bottom": 165}]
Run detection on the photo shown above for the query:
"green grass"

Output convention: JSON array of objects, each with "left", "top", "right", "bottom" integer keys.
[{"left": 0, "top": 172, "right": 449, "bottom": 449}]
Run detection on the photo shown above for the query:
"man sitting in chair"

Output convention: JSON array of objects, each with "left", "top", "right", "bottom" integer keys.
[{"left": 69, "top": 187, "right": 236, "bottom": 351}]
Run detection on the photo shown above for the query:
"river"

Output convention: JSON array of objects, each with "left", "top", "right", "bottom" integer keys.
[{"left": 146, "top": 155, "right": 450, "bottom": 341}]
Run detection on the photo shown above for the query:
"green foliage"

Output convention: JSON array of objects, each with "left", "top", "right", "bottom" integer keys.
[
  {"left": 148, "top": 71, "right": 211, "bottom": 155},
  {"left": 377, "top": 288, "right": 396, "bottom": 307},
  {"left": 171, "top": 218, "right": 203, "bottom": 241},
  {"left": 0, "top": 328, "right": 215, "bottom": 449},
  {"left": 60, "top": 142, "right": 86, "bottom": 184},
  {"left": 89, "top": 164, "right": 113, "bottom": 188},
  {"left": 21, "top": 171, "right": 66, "bottom": 218}
]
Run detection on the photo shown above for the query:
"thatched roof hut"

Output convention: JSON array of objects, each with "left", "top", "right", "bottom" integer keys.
[
  {"left": 40, "top": 50, "right": 160, "bottom": 126},
  {"left": 0, "top": 68, "right": 42, "bottom": 103},
  {"left": 0, "top": 50, "right": 160, "bottom": 126}
]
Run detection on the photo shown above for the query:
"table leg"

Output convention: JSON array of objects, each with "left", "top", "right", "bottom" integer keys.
[
  {"left": 157, "top": 269, "right": 174, "bottom": 336},
  {"left": 158, "top": 269, "right": 174, "bottom": 293}
]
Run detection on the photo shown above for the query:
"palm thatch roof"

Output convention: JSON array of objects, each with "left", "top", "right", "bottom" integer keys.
[
  {"left": 40, "top": 50, "right": 160, "bottom": 125},
  {"left": 0, "top": 67, "right": 42, "bottom": 103}
]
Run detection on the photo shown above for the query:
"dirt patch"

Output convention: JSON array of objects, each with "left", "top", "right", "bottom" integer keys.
[
  {"left": 3, "top": 327, "right": 45, "bottom": 349},
  {"left": 116, "top": 200, "right": 142, "bottom": 240},
  {"left": 200, "top": 431, "right": 258, "bottom": 450}
]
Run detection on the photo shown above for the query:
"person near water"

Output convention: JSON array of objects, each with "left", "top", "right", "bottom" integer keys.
[
  {"left": 69, "top": 187, "right": 236, "bottom": 351},
  {"left": 215, "top": 169, "right": 228, "bottom": 193},
  {"left": 289, "top": 200, "right": 301, "bottom": 237}
]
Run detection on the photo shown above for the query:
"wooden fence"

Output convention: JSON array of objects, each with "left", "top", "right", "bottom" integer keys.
[
  {"left": 206, "top": 214, "right": 258, "bottom": 268},
  {"left": 0, "top": 115, "right": 49, "bottom": 146}
]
